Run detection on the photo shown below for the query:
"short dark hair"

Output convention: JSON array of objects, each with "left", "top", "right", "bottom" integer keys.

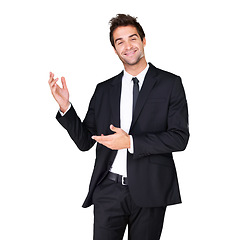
[{"left": 109, "top": 14, "right": 145, "bottom": 48}]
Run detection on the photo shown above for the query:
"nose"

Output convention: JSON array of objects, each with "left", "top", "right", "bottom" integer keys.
[{"left": 125, "top": 40, "right": 132, "bottom": 50}]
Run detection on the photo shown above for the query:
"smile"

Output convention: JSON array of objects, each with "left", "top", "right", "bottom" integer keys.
[{"left": 124, "top": 49, "right": 137, "bottom": 56}]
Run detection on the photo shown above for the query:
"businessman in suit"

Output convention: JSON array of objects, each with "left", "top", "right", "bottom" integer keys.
[{"left": 49, "top": 14, "right": 189, "bottom": 240}]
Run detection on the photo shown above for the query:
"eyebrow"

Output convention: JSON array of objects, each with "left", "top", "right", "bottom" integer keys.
[
  {"left": 115, "top": 34, "right": 139, "bottom": 44},
  {"left": 129, "top": 34, "right": 138, "bottom": 38}
]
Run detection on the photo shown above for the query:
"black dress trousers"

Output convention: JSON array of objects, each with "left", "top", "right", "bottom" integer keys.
[{"left": 92, "top": 178, "right": 166, "bottom": 240}]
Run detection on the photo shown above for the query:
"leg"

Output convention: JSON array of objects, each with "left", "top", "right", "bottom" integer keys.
[
  {"left": 93, "top": 178, "right": 130, "bottom": 240},
  {"left": 128, "top": 204, "right": 166, "bottom": 240}
]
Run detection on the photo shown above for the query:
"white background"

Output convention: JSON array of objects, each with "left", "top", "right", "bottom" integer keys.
[{"left": 0, "top": 0, "right": 239, "bottom": 239}]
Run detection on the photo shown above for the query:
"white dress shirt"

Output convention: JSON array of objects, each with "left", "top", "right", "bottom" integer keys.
[
  {"left": 110, "top": 64, "right": 149, "bottom": 177},
  {"left": 60, "top": 64, "right": 150, "bottom": 177}
]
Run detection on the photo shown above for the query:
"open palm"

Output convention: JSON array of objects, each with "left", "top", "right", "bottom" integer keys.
[{"left": 49, "top": 72, "right": 70, "bottom": 113}]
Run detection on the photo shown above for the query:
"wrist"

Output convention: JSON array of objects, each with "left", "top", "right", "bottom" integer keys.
[
  {"left": 60, "top": 101, "right": 70, "bottom": 114},
  {"left": 127, "top": 135, "right": 131, "bottom": 149},
  {"left": 128, "top": 135, "right": 134, "bottom": 153}
]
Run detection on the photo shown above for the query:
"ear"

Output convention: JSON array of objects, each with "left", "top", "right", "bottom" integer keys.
[
  {"left": 143, "top": 37, "right": 146, "bottom": 47},
  {"left": 113, "top": 46, "right": 117, "bottom": 54}
]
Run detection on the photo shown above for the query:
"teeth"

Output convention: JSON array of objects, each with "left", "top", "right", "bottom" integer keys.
[{"left": 125, "top": 51, "right": 135, "bottom": 56}]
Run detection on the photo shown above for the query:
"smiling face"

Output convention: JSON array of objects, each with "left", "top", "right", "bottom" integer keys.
[{"left": 113, "top": 25, "right": 147, "bottom": 72}]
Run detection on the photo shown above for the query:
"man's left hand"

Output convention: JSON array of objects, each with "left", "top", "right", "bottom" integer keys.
[{"left": 92, "top": 125, "right": 130, "bottom": 150}]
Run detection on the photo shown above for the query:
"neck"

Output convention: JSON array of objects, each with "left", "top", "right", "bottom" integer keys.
[{"left": 124, "top": 57, "right": 148, "bottom": 76}]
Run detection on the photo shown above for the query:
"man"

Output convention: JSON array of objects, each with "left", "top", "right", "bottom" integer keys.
[{"left": 48, "top": 14, "right": 189, "bottom": 240}]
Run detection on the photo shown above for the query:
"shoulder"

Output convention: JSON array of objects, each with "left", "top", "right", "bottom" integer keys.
[
  {"left": 147, "top": 63, "right": 183, "bottom": 92},
  {"left": 148, "top": 63, "right": 180, "bottom": 81},
  {"left": 96, "top": 71, "right": 123, "bottom": 90}
]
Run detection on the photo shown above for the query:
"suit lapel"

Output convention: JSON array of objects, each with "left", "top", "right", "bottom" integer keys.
[
  {"left": 130, "top": 63, "right": 158, "bottom": 130},
  {"left": 109, "top": 72, "right": 123, "bottom": 128}
]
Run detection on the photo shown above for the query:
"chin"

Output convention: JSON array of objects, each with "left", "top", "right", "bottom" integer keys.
[
  {"left": 127, "top": 61, "right": 140, "bottom": 66},
  {"left": 125, "top": 56, "right": 144, "bottom": 66}
]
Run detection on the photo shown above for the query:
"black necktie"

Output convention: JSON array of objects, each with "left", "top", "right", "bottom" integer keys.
[{"left": 132, "top": 77, "right": 139, "bottom": 113}]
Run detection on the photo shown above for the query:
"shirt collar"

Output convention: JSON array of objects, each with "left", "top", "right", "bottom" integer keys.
[{"left": 123, "top": 63, "right": 149, "bottom": 88}]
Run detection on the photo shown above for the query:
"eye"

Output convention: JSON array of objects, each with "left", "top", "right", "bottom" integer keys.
[{"left": 118, "top": 41, "right": 123, "bottom": 45}]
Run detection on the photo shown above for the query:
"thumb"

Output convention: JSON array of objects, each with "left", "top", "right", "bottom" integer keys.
[{"left": 110, "top": 124, "right": 119, "bottom": 133}]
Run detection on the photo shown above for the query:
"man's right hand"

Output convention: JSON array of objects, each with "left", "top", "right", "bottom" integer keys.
[{"left": 48, "top": 72, "right": 70, "bottom": 113}]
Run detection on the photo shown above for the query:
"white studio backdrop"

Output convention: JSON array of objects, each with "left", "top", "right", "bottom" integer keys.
[{"left": 0, "top": 0, "right": 239, "bottom": 239}]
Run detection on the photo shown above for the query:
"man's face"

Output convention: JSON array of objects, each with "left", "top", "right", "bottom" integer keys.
[{"left": 113, "top": 25, "right": 146, "bottom": 66}]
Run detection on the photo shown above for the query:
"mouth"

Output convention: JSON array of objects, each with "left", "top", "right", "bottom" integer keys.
[{"left": 124, "top": 49, "right": 137, "bottom": 57}]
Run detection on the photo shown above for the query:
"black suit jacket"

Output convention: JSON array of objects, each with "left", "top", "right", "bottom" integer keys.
[{"left": 56, "top": 63, "right": 189, "bottom": 208}]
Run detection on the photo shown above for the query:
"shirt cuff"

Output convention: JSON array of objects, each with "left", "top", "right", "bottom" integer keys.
[
  {"left": 128, "top": 135, "right": 134, "bottom": 154},
  {"left": 59, "top": 103, "right": 71, "bottom": 116}
]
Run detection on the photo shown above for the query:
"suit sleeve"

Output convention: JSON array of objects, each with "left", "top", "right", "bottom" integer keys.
[
  {"left": 132, "top": 77, "right": 189, "bottom": 158},
  {"left": 56, "top": 87, "right": 97, "bottom": 152}
]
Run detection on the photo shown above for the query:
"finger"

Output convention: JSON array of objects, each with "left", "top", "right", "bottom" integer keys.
[
  {"left": 92, "top": 135, "right": 112, "bottom": 142},
  {"left": 50, "top": 72, "right": 54, "bottom": 78},
  {"left": 61, "top": 77, "right": 68, "bottom": 90},
  {"left": 48, "top": 72, "right": 55, "bottom": 84},
  {"left": 50, "top": 78, "right": 59, "bottom": 89},
  {"left": 49, "top": 72, "right": 54, "bottom": 79},
  {"left": 110, "top": 124, "right": 120, "bottom": 133},
  {"left": 48, "top": 72, "right": 53, "bottom": 83},
  {"left": 92, "top": 136, "right": 103, "bottom": 141}
]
